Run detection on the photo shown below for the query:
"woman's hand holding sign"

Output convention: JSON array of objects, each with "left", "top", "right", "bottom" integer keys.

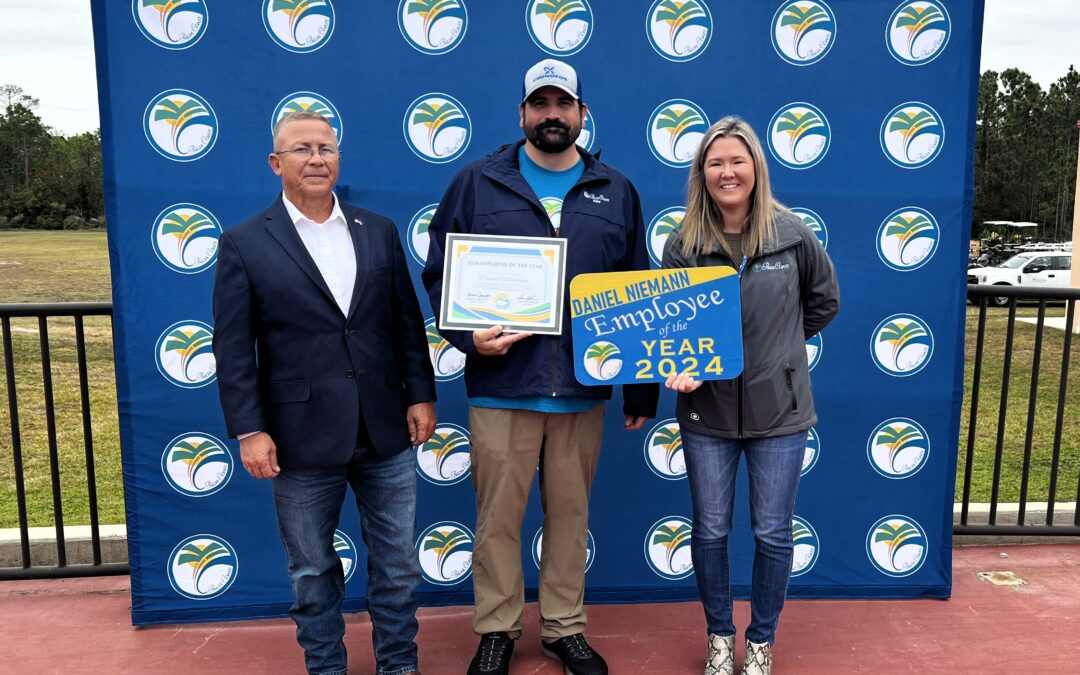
[{"left": 665, "top": 371, "right": 704, "bottom": 394}]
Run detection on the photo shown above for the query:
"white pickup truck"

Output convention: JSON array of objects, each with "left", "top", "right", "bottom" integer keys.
[{"left": 967, "top": 251, "right": 1073, "bottom": 306}]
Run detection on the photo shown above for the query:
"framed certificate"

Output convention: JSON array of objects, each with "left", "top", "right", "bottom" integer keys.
[{"left": 439, "top": 233, "right": 567, "bottom": 335}]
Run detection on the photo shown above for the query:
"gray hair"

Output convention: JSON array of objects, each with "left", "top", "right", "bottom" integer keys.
[{"left": 272, "top": 111, "right": 333, "bottom": 148}]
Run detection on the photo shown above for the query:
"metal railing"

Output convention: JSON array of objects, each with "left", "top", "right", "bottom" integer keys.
[
  {"left": 957, "top": 285, "right": 1080, "bottom": 536},
  {"left": 1, "top": 302, "right": 128, "bottom": 579}
]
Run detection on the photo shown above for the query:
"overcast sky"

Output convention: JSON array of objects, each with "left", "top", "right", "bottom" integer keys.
[{"left": 0, "top": 0, "right": 1076, "bottom": 136}]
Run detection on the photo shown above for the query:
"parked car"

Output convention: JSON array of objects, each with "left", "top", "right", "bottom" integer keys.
[{"left": 967, "top": 251, "right": 1073, "bottom": 306}]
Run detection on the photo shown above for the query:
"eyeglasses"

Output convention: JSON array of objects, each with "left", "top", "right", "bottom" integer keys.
[{"left": 273, "top": 147, "right": 341, "bottom": 160}]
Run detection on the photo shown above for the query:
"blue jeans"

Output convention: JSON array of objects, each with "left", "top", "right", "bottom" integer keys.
[
  {"left": 272, "top": 446, "right": 420, "bottom": 675},
  {"left": 682, "top": 430, "right": 805, "bottom": 645}
]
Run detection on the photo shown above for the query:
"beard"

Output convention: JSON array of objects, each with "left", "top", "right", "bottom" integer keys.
[{"left": 524, "top": 119, "right": 581, "bottom": 154}]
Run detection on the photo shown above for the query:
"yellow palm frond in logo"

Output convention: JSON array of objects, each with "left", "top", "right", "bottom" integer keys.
[
  {"left": 655, "top": 107, "right": 706, "bottom": 154},
  {"left": 774, "top": 109, "right": 825, "bottom": 157},
  {"left": 877, "top": 320, "right": 929, "bottom": 367},
  {"left": 153, "top": 97, "right": 211, "bottom": 153},
  {"left": 333, "top": 533, "right": 350, "bottom": 553},
  {"left": 888, "top": 110, "right": 940, "bottom": 162},
  {"left": 655, "top": 213, "right": 683, "bottom": 236},
  {"left": 653, "top": 1, "right": 708, "bottom": 48},
  {"left": 651, "top": 426, "right": 683, "bottom": 473},
  {"left": 142, "top": 0, "right": 206, "bottom": 42},
  {"left": 875, "top": 424, "right": 925, "bottom": 473},
  {"left": 873, "top": 522, "right": 923, "bottom": 570},
  {"left": 281, "top": 98, "right": 334, "bottom": 120},
  {"left": 177, "top": 541, "right": 233, "bottom": 593},
  {"left": 422, "top": 429, "right": 470, "bottom": 479},
  {"left": 792, "top": 520, "right": 812, "bottom": 542},
  {"left": 416, "top": 211, "right": 434, "bottom": 235},
  {"left": 406, "top": 0, "right": 465, "bottom": 47},
  {"left": 272, "top": 0, "right": 333, "bottom": 43},
  {"left": 423, "top": 528, "right": 472, "bottom": 579},
  {"left": 170, "top": 439, "right": 226, "bottom": 486},
  {"left": 885, "top": 214, "right": 935, "bottom": 264},
  {"left": 534, "top": 0, "right": 588, "bottom": 44},
  {"left": 652, "top": 523, "right": 692, "bottom": 571},
  {"left": 779, "top": 3, "right": 833, "bottom": 55},
  {"left": 411, "top": 100, "right": 467, "bottom": 153},
  {"left": 894, "top": 3, "right": 947, "bottom": 57},
  {"left": 160, "top": 210, "right": 216, "bottom": 265},
  {"left": 164, "top": 327, "right": 213, "bottom": 381}
]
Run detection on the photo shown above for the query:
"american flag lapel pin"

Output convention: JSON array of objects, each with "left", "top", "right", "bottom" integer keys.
[{"left": 354, "top": 217, "right": 363, "bottom": 226}]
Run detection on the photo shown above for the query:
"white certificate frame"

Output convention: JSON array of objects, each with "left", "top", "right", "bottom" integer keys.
[{"left": 439, "top": 233, "right": 567, "bottom": 335}]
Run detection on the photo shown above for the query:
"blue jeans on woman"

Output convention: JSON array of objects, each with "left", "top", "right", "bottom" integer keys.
[
  {"left": 271, "top": 446, "right": 420, "bottom": 675},
  {"left": 682, "top": 429, "right": 805, "bottom": 645}
]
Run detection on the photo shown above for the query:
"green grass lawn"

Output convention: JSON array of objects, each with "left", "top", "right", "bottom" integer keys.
[{"left": 0, "top": 230, "right": 1077, "bottom": 529}]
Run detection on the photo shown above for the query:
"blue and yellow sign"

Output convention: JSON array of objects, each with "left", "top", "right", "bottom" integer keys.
[{"left": 570, "top": 268, "right": 743, "bottom": 385}]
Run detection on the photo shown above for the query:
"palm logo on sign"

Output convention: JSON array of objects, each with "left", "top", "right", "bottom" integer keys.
[
  {"left": 426, "top": 323, "right": 456, "bottom": 373},
  {"left": 164, "top": 327, "right": 214, "bottom": 382},
  {"left": 652, "top": 522, "right": 691, "bottom": 573},
  {"left": 534, "top": 0, "right": 587, "bottom": 47},
  {"left": 411, "top": 100, "right": 467, "bottom": 158},
  {"left": 423, "top": 527, "right": 472, "bottom": 580},
  {"left": 774, "top": 108, "right": 826, "bottom": 160},
  {"left": 333, "top": 532, "right": 350, "bottom": 554},
  {"left": 792, "top": 519, "right": 813, "bottom": 543},
  {"left": 141, "top": 0, "right": 207, "bottom": 43},
  {"left": 653, "top": 0, "right": 708, "bottom": 50},
  {"left": 160, "top": 210, "right": 218, "bottom": 267},
  {"left": 873, "top": 521, "right": 924, "bottom": 571},
  {"left": 421, "top": 428, "right": 470, "bottom": 480},
  {"left": 153, "top": 97, "right": 212, "bottom": 155},
  {"left": 169, "top": 438, "right": 226, "bottom": 487},
  {"left": 651, "top": 426, "right": 683, "bottom": 475},
  {"left": 280, "top": 97, "right": 335, "bottom": 120},
  {"left": 406, "top": 0, "right": 466, "bottom": 48},
  {"left": 273, "top": 0, "right": 333, "bottom": 44},
  {"left": 889, "top": 109, "right": 940, "bottom": 163},
  {"left": 584, "top": 341, "right": 621, "bottom": 380},
  {"left": 655, "top": 106, "right": 707, "bottom": 157},
  {"left": 885, "top": 213, "right": 935, "bottom": 265},
  {"left": 877, "top": 319, "right": 929, "bottom": 371},
  {"left": 875, "top": 424, "right": 926, "bottom": 474},
  {"left": 654, "top": 212, "right": 682, "bottom": 237},
  {"left": 894, "top": 3, "right": 947, "bottom": 60},
  {"left": 778, "top": 2, "right": 833, "bottom": 56},
  {"left": 176, "top": 541, "right": 234, "bottom": 594}
]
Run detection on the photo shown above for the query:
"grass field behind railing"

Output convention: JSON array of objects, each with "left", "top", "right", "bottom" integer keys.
[{"left": 0, "top": 230, "right": 1077, "bottom": 528}]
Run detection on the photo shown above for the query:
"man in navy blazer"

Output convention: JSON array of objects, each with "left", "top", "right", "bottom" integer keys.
[{"left": 213, "top": 110, "right": 435, "bottom": 675}]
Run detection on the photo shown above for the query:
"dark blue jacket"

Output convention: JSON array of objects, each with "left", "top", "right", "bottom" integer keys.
[
  {"left": 213, "top": 197, "right": 436, "bottom": 468},
  {"left": 422, "top": 141, "right": 658, "bottom": 418}
]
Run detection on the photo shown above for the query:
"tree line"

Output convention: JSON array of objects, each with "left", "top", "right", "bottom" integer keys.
[{"left": 2, "top": 69, "right": 1079, "bottom": 238}]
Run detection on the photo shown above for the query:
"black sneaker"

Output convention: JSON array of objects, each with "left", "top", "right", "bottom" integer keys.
[
  {"left": 467, "top": 632, "right": 514, "bottom": 675},
  {"left": 540, "top": 633, "right": 608, "bottom": 675}
]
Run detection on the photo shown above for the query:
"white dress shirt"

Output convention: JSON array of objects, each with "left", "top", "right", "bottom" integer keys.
[{"left": 282, "top": 192, "right": 356, "bottom": 315}]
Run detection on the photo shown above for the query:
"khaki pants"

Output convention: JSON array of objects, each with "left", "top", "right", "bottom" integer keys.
[{"left": 468, "top": 405, "right": 605, "bottom": 639}]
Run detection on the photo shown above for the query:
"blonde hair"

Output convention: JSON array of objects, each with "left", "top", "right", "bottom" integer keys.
[{"left": 676, "top": 116, "right": 787, "bottom": 260}]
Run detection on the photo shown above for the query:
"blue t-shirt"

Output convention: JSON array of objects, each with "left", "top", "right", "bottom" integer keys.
[{"left": 469, "top": 147, "right": 597, "bottom": 414}]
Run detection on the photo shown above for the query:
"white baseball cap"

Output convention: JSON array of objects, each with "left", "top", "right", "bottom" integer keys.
[{"left": 522, "top": 59, "right": 582, "bottom": 102}]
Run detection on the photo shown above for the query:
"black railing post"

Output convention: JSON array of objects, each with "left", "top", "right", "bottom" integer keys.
[
  {"left": 37, "top": 316, "right": 67, "bottom": 568},
  {"left": 75, "top": 314, "right": 103, "bottom": 566},
  {"left": 2, "top": 315, "right": 32, "bottom": 568}
]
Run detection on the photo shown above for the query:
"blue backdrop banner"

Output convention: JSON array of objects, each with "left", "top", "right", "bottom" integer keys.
[{"left": 90, "top": 0, "right": 983, "bottom": 625}]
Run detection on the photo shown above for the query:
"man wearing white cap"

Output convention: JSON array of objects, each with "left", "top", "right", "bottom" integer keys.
[{"left": 423, "top": 59, "right": 658, "bottom": 675}]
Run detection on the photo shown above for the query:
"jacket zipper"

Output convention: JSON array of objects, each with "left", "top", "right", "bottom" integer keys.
[{"left": 550, "top": 335, "right": 559, "bottom": 396}]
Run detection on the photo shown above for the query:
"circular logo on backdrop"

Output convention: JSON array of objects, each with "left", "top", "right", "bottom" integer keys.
[
  {"left": 403, "top": 93, "right": 471, "bottom": 164},
  {"left": 168, "top": 534, "right": 237, "bottom": 600},
  {"left": 151, "top": 203, "right": 221, "bottom": 274},
  {"left": 398, "top": 0, "right": 468, "bottom": 54},
  {"left": 647, "top": 99, "right": 710, "bottom": 168},
  {"left": 801, "top": 427, "right": 820, "bottom": 476},
  {"left": 880, "top": 102, "right": 944, "bottom": 169},
  {"left": 160, "top": 432, "right": 233, "bottom": 497},
  {"left": 271, "top": 92, "right": 343, "bottom": 146},
  {"left": 768, "top": 102, "right": 830, "bottom": 169},
  {"left": 143, "top": 89, "right": 217, "bottom": 162},
  {"left": 646, "top": 0, "right": 712, "bottom": 62},
  {"left": 583, "top": 341, "right": 622, "bottom": 381},
  {"left": 407, "top": 204, "right": 438, "bottom": 265},
  {"left": 532, "top": 527, "right": 596, "bottom": 572},
  {"left": 771, "top": 1, "right": 836, "bottom": 66},
  {"left": 647, "top": 207, "right": 684, "bottom": 267},
  {"left": 790, "top": 516, "right": 820, "bottom": 576},
  {"left": 645, "top": 516, "right": 693, "bottom": 579},
  {"left": 334, "top": 529, "right": 358, "bottom": 583},
  {"left": 644, "top": 418, "right": 686, "bottom": 480},
  {"left": 805, "top": 333, "right": 822, "bottom": 371},
  {"left": 132, "top": 0, "right": 208, "bottom": 49},
  {"left": 415, "top": 423, "right": 472, "bottom": 485},
  {"left": 155, "top": 320, "right": 216, "bottom": 388},
  {"left": 577, "top": 110, "right": 596, "bottom": 152},
  {"left": 526, "top": 0, "right": 593, "bottom": 56},
  {"left": 866, "top": 515, "right": 927, "bottom": 577},
  {"left": 877, "top": 207, "right": 939, "bottom": 271},
  {"left": 262, "top": 0, "right": 334, "bottom": 53},
  {"left": 789, "top": 207, "right": 827, "bottom": 250},
  {"left": 867, "top": 417, "right": 930, "bottom": 478},
  {"left": 886, "top": 1, "right": 951, "bottom": 65},
  {"left": 871, "top": 313, "right": 933, "bottom": 376},
  {"left": 416, "top": 521, "right": 474, "bottom": 585},
  {"left": 541, "top": 197, "right": 564, "bottom": 232},
  {"left": 425, "top": 318, "right": 466, "bottom": 381}
]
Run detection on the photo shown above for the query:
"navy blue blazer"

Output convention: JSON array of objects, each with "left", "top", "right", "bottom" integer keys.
[{"left": 212, "top": 196, "right": 436, "bottom": 468}]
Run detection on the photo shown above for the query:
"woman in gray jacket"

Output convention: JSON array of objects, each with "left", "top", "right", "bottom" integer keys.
[{"left": 661, "top": 117, "right": 839, "bottom": 675}]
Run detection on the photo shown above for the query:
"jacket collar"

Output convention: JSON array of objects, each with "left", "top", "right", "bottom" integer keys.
[{"left": 480, "top": 139, "right": 611, "bottom": 202}]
